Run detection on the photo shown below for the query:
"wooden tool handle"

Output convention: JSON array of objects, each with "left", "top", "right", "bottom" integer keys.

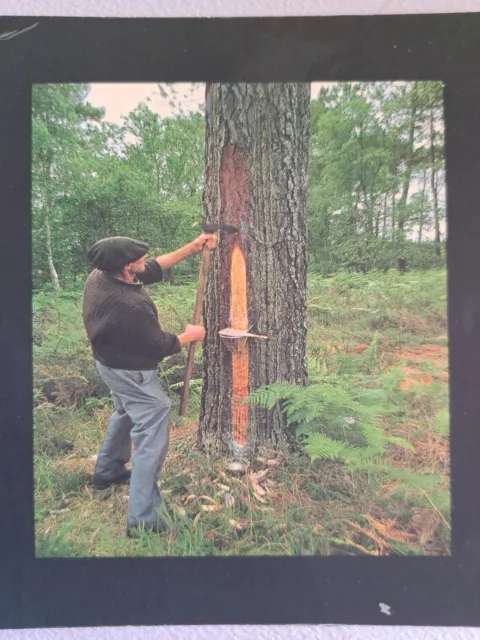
[
  {"left": 179, "top": 245, "right": 211, "bottom": 416},
  {"left": 192, "top": 245, "right": 211, "bottom": 324}
]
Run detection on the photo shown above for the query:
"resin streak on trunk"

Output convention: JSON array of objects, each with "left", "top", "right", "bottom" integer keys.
[{"left": 230, "top": 244, "right": 249, "bottom": 446}]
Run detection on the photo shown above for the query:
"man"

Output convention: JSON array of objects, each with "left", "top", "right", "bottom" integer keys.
[{"left": 82, "top": 232, "right": 217, "bottom": 536}]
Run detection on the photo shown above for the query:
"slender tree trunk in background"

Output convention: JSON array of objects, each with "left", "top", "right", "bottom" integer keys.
[
  {"left": 430, "top": 106, "right": 441, "bottom": 257},
  {"left": 155, "top": 156, "right": 161, "bottom": 197},
  {"left": 397, "top": 102, "right": 417, "bottom": 230},
  {"left": 350, "top": 192, "right": 360, "bottom": 236},
  {"left": 391, "top": 191, "right": 396, "bottom": 233},
  {"left": 44, "top": 160, "right": 60, "bottom": 291},
  {"left": 360, "top": 184, "right": 374, "bottom": 238},
  {"left": 382, "top": 193, "right": 388, "bottom": 238},
  {"left": 418, "top": 169, "right": 427, "bottom": 243},
  {"left": 366, "top": 203, "right": 374, "bottom": 238},
  {"left": 99, "top": 208, "right": 110, "bottom": 238},
  {"left": 374, "top": 197, "right": 381, "bottom": 238},
  {"left": 44, "top": 210, "right": 59, "bottom": 291},
  {"left": 162, "top": 268, "right": 174, "bottom": 284},
  {"left": 396, "top": 94, "right": 417, "bottom": 271},
  {"left": 198, "top": 83, "right": 310, "bottom": 458},
  {"left": 390, "top": 191, "right": 397, "bottom": 266}
]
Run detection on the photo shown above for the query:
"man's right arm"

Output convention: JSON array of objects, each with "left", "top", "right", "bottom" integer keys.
[
  {"left": 177, "top": 324, "right": 206, "bottom": 345},
  {"left": 134, "top": 304, "right": 205, "bottom": 360}
]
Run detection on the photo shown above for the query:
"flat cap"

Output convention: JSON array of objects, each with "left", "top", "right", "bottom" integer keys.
[{"left": 88, "top": 236, "right": 149, "bottom": 271}]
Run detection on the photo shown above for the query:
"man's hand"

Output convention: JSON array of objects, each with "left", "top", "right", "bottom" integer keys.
[
  {"left": 192, "top": 233, "right": 217, "bottom": 252},
  {"left": 156, "top": 233, "right": 217, "bottom": 271},
  {"left": 177, "top": 324, "right": 206, "bottom": 345}
]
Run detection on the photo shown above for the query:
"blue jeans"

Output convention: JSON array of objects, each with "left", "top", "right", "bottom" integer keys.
[{"left": 94, "top": 362, "right": 171, "bottom": 527}]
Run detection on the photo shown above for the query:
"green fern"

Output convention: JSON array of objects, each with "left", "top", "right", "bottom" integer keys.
[
  {"left": 169, "top": 378, "right": 203, "bottom": 393},
  {"left": 246, "top": 382, "right": 298, "bottom": 411},
  {"left": 304, "top": 433, "right": 363, "bottom": 464},
  {"left": 385, "top": 435, "right": 416, "bottom": 452},
  {"left": 359, "top": 423, "right": 389, "bottom": 455},
  {"left": 352, "top": 462, "right": 443, "bottom": 490},
  {"left": 432, "top": 409, "right": 449, "bottom": 437},
  {"left": 246, "top": 368, "right": 407, "bottom": 467},
  {"left": 245, "top": 320, "right": 448, "bottom": 519},
  {"left": 426, "top": 489, "right": 451, "bottom": 517}
]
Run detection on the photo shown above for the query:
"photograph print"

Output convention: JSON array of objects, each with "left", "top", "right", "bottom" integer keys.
[{"left": 32, "top": 79, "right": 449, "bottom": 558}]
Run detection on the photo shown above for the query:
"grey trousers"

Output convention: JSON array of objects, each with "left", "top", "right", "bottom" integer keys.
[{"left": 94, "top": 362, "right": 171, "bottom": 527}]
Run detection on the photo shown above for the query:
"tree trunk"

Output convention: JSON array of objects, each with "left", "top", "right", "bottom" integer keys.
[
  {"left": 396, "top": 93, "right": 417, "bottom": 273},
  {"left": 382, "top": 193, "right": 387, "bottom": 238},
  {"left": 44, "top": 160, "right": 60, "bottom": 291},
  {"left": 397, "top": 94, "right": 417, "bottom": 234},
  {"left": 374, "top": 199, "right": 381, "bottom": 238},
  {"left": 430, "top": 106, "right": 441, "bottom": 257},
  {"left": 162, "top": 268, "right": 174, "bottom": 284},
  {"left": 391, "top": 191, "right": 396, "bottom": 233},
  {"left": 198, "top": 83, "right": 310, "bottom": 458},
  {"left": 418, "top": 169, "right": 427, "bottom": 243},
  {"left": 390, "top": 191, "right": 396, "bottom": 265}
]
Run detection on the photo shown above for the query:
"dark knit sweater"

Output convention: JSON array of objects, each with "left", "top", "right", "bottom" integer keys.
[{"left": 82, "top": 258, "right": 182, "bottom": 370}]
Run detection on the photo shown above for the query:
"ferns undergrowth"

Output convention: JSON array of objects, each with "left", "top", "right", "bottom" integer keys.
[
  {"left": 247, "top": 327, "right": 450, "bottom": 523},
  {"left": 33, "top": 268, "right": 450, "bottom": 556}
]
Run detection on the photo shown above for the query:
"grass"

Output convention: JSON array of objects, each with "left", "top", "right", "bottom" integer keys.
[{"left": 33, "top": 267, "right": 450, "bottom": 557}]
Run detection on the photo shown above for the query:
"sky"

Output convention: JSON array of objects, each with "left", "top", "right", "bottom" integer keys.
[{"left": 87, "top": 82, "right": 327, "bottom": 124}]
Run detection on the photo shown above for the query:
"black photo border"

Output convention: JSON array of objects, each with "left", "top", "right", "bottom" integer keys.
[{"left": 1, "top": 12, "right": 480, "bottom": 630}]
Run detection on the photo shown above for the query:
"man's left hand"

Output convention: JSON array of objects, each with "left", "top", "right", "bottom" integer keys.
[{"left": 193, "top": 233, "right": 217, "bottom": 252}]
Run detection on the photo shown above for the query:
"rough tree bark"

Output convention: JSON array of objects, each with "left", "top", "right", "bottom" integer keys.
[{"left": 198, "top": 83, "right": 310, "bottom": 459}]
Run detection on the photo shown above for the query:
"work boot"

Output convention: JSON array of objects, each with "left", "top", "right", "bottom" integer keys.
[
  {"left": 93, "top": 468, "right": 131, "bottom": 490},
  {"left": 126, "top": 519, "right": 169, "bottom": 538}
]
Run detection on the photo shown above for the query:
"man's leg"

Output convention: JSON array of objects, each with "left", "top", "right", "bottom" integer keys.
[
  {"left": 123, "top": 370, "right": 171, "bottom": 528},
  {"left": 93, "top": 390, "right": 133, "bottom": 487},
  {"left": 94, "top": 363, "right": 171, "bottom": 528}
]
